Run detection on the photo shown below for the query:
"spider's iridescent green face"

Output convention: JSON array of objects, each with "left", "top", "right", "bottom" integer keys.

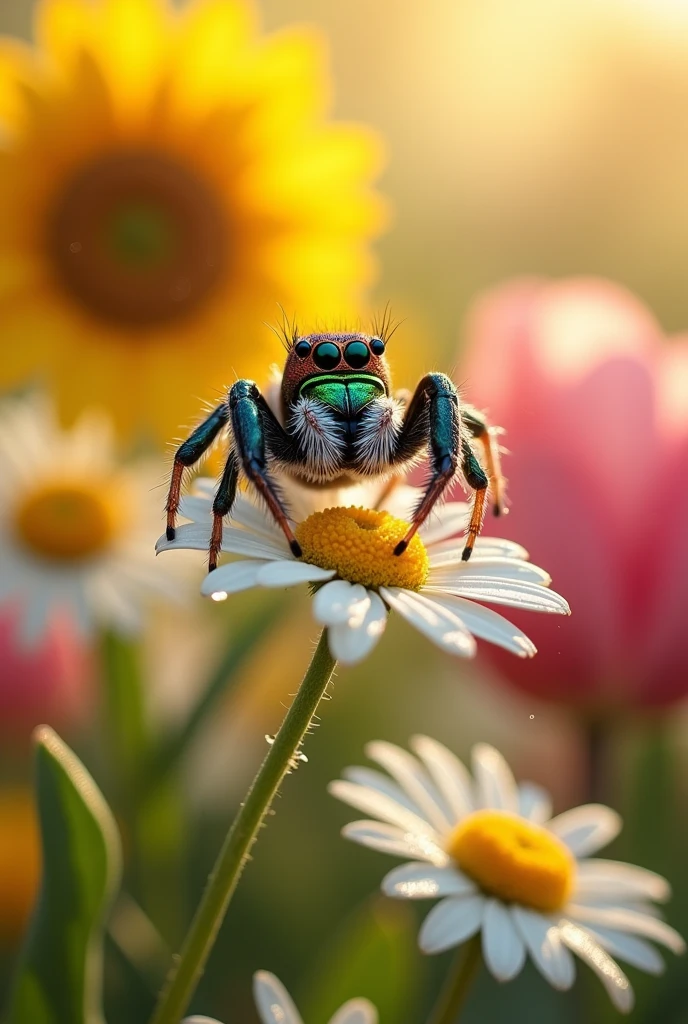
[
  {"left": 298, "top": 373, "right": 385, "bottom": 415},
  {"left": 281, "top": 332, "right": 392, "bottom": 410}
]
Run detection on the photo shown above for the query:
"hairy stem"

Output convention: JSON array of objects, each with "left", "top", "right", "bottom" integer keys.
[
  {"left": 426, "top": 936, "right": 482, "bottom": 1024},
  {"left": 149, "top": 629, "right": 336, "bottom": 1024}
]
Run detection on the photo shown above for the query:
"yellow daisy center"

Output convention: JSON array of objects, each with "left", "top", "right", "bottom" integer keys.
[
  {"left": 15, "top": 482, "right": 121, "bottom": 562},
  {"left": 295, "top": 507, "right": 429, "bottom": 590},
  {"left": 447, "top": 810, "right": 575, "bottom": 913},
  {"left": 48, "top": 150, "right": 227, "bottom": 327}
]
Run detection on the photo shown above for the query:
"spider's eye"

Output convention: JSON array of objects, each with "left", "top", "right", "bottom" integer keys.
[
  {"left": 313, "top": 342, "right": 341, "bottom": 370},
  {"left": 294, "top": 340, "right": 311, "bottom": 358},
  {"left": 344, "top": 340, "right": 370, "bottom": 368},
  {"left": 370, "top": 337, "right": 385, "bottom": 356}
]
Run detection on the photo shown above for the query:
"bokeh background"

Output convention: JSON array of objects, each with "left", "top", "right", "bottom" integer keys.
[{"left": 1, "top": 1, "right": 688, "bottom": 1022}]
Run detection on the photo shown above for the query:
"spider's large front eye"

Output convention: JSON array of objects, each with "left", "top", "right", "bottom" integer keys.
[
  {"left": 313, "top": 342, "right": 341, "bottom": 370},
  {"left": 370, "top": 337, "right": 385, "bottom": 356},
  {"left": 344, "top": 340, "right": 370, "bottom": 368},
  {"left": 294, "top": 340, "right": 311, "bottom": 358}
]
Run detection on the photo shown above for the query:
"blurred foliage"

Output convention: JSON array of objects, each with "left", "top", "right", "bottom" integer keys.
[{"left": 6, "top": 728, "right": 121, "bottom": 1024}]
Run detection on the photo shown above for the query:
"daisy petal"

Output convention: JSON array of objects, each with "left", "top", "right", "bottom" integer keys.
[
  {"left": 365, "top": 740, "right": 452, "bottom": 833},
  {"left": 428, "top": 537, "right": 529, "bottom": 561},
  {"left": 559, "top": 921, "right": 634, "bottom": 1013},
  {"left": 253, "top": 971, "right": 303, "bottom": 1024},
  {"left": 424, "top": 577, "right": 570, "bottom": 614},
  {"left": 178, "top": 495, "right": 213, "bottom": 523},
  {"left": 380, "top": 589, "right": 476, "bottom": 658},
  {"left": 416, "top": 594, "right": 537, "bottom": 657},
  {"left": 419, "top": 503, "right": 470, "bottom": 545},
  {"left": 548, "top": 805, "right": 622, "bottom": 857},
  {"left": 428, "top": 558, "right": 551, "bottom": 585},
  {"left": 574, "top": 860, "right": 670, "bottom": 902},
  {"left": 156, "top": 522, "right": 212, "bottom": 553},
  {"left": 482, "top": 899, "right": 527, "bottom": 982},
  {"left": 255, "top": 561, "right": 336, "bottom": 587},
  {"left": 328, "top": 592, "right": 387, "bottom": 664},
  {"left": 222, "top": 529, "right": 299, "bottom": 562},
  {"left": 328, "top": 780, "right": 439, "bottom": 837},
  {"left": 518, "top": 783, "right": 553, "bottom": 824},
  {"left": 472, "top": 744, "right": 519, "bottom": 813},
  {"left": 329, "top": 999, "right": 378, "bottom": 1024},
  {"left": 200, "top": 560, "right": 267, "bottom": 597},
  {"left": 410, "top": 735, "right": 475, "bottom": 821},
  {"left": 341, "top": 821, "right": 449, "bottom": 865},
  {"left": 419, "top": 894, "right": 485, "bottom": 954},
  {"left": 183, "top": 1017, "right": 221, "bottom": 1023},
  {"left": 382, "top": 862, "right": 476, "bottom": 900},
  {"left": 565, "top": 905, "right": 686, "bottom": 954},
  {"left": 583, "top": 926, "right": 665, "bottom": 975},
  {"left": 511, "top": 907, "right": 576, "bottom": 990},
  {"left": 342, "top": 767, "right": 418, "bottom": 814},
  {"left": 229, "top": 496, "right": 291, "bottom": 544},
  {"left": 313, "top": 580, "right": 371, "bottom": 626}
]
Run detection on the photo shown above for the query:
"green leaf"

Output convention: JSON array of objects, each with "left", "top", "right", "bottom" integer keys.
[
  {"left": 6, "top": 726, "right": 122, "bottom": 1024},
  {"left": 300, "top": 896, "right": 422, "bottom": 1024}
]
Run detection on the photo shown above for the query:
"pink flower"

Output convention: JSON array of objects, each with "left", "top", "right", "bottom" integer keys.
[
  {"left": 0, "top": 606, "right": 91, "bottom": 744},
  {"left": 461, "top": 277, "right": 688, "bottom": 709}
]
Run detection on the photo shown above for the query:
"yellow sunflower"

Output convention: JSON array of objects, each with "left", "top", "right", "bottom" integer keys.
[{"left": 0, "top": 0, "right": 386, "bottom": 442}]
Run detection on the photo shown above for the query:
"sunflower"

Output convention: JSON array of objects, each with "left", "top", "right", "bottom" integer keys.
[{"left": 0, "top": 0, "right": 385, "bottom": 442}]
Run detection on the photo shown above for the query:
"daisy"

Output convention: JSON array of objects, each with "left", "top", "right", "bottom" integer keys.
[
  {"left": 184, "top": 970, "right": 377, "bottom": 1024},
  {"left": 0, "top": 394, "right": 176, "bottom": 644},
  {"left": 0, "top": 0, "right": 385, "bottom": 441},
  {"left": 329, "top": 737, "right": 685, "bottom": 1013},
  {"left": 156, "top": 479, "right": 569, "bottom": 664}
]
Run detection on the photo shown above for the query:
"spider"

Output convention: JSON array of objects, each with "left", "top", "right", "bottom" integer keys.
[{"left": 165, "top": 321, "right": 506, "bottom": 571}]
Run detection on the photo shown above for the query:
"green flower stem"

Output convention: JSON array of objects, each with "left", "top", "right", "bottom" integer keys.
[
  {"left": 426, "top": 936, "right": 482, "bottom": 1024},
  {"left": 149, "top": 629, "right": 337, "bottom": 1024}
]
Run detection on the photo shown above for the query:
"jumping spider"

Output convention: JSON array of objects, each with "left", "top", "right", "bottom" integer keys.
[{"left": 165, "top": 324, "right": 506, "bottom": 571}]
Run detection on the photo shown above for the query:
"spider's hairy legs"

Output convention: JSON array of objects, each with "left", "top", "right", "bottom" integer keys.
[
  {"left": 208, "top": 451, "right": 239, "bottom": 571},
  {"left": 391, "top": 373, "right": 489, "bottom": 561},
  {"left": 463, "top": 405, "right": 507, "bottom": 517},
  {"left": 166, "top": 403, "right": 229, "bottom": 541},
  {"left": 228, "top": 380, "right": 302, "bottom": 558}
]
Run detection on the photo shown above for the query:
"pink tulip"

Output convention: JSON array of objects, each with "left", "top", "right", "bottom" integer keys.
[
  {"left": 0, "top": 606, "right": 91, "bottom": 743},
  {"left": 460, "top": 277, "right": 688, "bottom": 709}
]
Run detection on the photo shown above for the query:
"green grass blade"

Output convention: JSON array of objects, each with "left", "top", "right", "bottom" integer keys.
[{"left": 6, "top": 726, "right": 122, "bottom": 1024}]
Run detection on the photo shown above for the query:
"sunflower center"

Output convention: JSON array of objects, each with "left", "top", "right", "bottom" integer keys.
[
  {"left": 15, "top": 482, "right": 120, "bottom": 561},
  {"left": 295, "top": 507, "right": 429, "bottom": 590},
  {"left": 48, "top": 150, "right": 227, "bottom": 328},
  {"left": 447, "top": 810, "right": 575, "bottom": 913}
]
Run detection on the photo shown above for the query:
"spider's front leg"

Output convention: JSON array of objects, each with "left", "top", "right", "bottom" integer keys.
[
  {"left": 390, "top": 373, "right": 488, "bottom": 561},
  {"left": 223, "top": 379, "right": 303, "bottom": 564},
  {"left": 166, "top": 403, "right": 229, "bottom": 541}
]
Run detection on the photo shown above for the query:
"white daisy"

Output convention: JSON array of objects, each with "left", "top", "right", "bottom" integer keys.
[
  {"left": 329, "top": 737, "right": 685, "bottom": 1013},
  {"left": 0, "top": 393, "right": 177, "bottom": 644},
  {"left": 156, "top": 480, "right": 569, "bottom": 665},
  {"left": 182, "top": 970, "right": 377, "bottom": 1024}
]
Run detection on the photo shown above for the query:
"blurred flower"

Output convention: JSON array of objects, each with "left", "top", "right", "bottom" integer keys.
[
  {"left": 330, "top": 737, "right": 685, "bottom": 1012},
  {"left": 156, "top": 482, "right": 568, "bottom": 664},
  {"left": 461, "top": 277, "right": 688, "bottom": 708},
  {"left": 183, "top": 970, "right": 377, "bottom": 1024},
  {"left": 0, "top": 0, "right": 385, "bottom": 442},
  {"left": 0, "top": 606, "right": 91, "bottom": 739},
  {"left": 0, "top": 393, "right": 176, "bottom": 644},
  {"left": 0, "top": 788, "right": 40, "bottom": 946}
]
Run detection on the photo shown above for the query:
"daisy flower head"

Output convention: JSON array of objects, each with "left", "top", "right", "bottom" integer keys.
[
  {"left": 0, "top": 0, "right": 385, "bottom": 442},
  {"left": 156, "top": 481, "right": 569, "bottom": 664},
  {"left": 0, "top": 394, "right": 177, "bottom": 644},
  {"left": 329, "top": 737, "right": 685, "bottom": 1013},
  {"left": 182, "top": 970, "right": 377, "bottom": 1024}
]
